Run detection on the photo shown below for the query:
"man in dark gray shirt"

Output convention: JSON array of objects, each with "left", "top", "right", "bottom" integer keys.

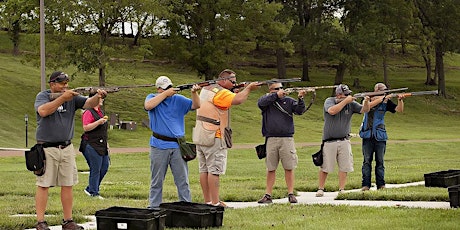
[
  {"left": 315, "top": 84, "right": 369, "bottom": 197},
  {"left": 34, "top": 71, "right": 106, "bottom": 230}
]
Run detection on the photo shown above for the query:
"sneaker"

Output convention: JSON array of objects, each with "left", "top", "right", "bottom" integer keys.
[
  {"left": 288, "top": 194, "right": 297, "bottom": 203},
  {"left": 315, "top": 189, "right": 324, "bottom": 197},
  {"left": 62, "top": 219, "right": 84, "bottom": 230},
  {"left": 378, "top": 185, "right": 386, "bottom": 190},
  {"left": 257, "top": 194, "right": 272, "bottom": 204},
  {"left": 338, "top": 189, "right": 345, "bottom": 194},
  {"left": 83, "top": 189, "right": 91, "bottom": 196},
  {"left": 361, "top": 186, "right": 370, "bottom": 191},
  {"left": 93, "top": 195, "right": 105, "bottom": 200},
  {"left": 35, "top": 221, "right": 50, "bottom": 230}
]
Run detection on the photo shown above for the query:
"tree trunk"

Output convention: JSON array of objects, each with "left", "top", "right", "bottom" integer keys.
[
  {"left": 334, "top": 62, "right": 346, "bottom": 85},
  {"left": 276, "top": 48, "right": 286, "bottom": 79},
  {"left": 383, "top": 55, "right": 389, "bottom": 87},
  {"left": 133, "top": 14, "right": 148, "bottom": 47},
  {"left": 333, "top": 62, "right": 346, "bottom": 96},
  {"left": 11, "top": 20, "right": 20, "bottom": 56},
  {"left": 99, "top": 65, "right": 106, "bottom": 87},
  {"left": 423, "top": 55, "right": 434, "bottom": 85},
  {"left": 435, "top": 44, "right": 446, "bottom": 98},
  {"left": 301, "top": 47, "right": 310, "bottom": 82},
  {"left": 400, "top": 34, "right": 407, "bottom": 54}
]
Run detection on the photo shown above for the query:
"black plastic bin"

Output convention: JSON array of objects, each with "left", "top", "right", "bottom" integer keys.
[
  {"left": 448, "top": 185, "right": 460, "bottom": 208},
  {"left": 159, "top": 201, "right": 224, "bottom": 228},
  {"left": 424, "top": 169, "right": 460, "bottom": 188},
  {"left": 95, "top": 206, "right": 166, "bottom": 230}
]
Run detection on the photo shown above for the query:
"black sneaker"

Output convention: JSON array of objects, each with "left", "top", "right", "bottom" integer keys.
[
  {"left": 62, "top": 219, "right": 84, "bottom": 230},
  {"left": 257, "top": 194, "right": 272, "bottom": 204},
  {"left": 288, "top": 193, "right": 298, "bottom": 203},
  {"left": 35, "top": 221, "right": 50, "bottom": 230}
]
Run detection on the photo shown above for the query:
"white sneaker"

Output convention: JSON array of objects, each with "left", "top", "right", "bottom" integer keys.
[
  {"left": 84, "top": 189, "right": 104, "bottom": 199},
  {"left": 338, "top": 189, "right": 345, "bottom": 194},
  {"left": 315, "top": 189, "right": 324, "bottom": 197}
]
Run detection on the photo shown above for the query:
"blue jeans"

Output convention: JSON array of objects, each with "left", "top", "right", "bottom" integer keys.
[
  {"left": 82, "top": 144, "right": 109, "bottom": 196},
  {"left": 148, "top": 147, "right": 191, "bottom": 209},
  {"left": 361, "top": 138, "right": 386, "bottom": 188}
]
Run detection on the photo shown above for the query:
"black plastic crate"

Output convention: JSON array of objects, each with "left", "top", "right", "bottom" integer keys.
[
  {"left": 424, "top": 169, "right": 460, "bottom": 188},
  {"left": 95, "top": 206, "right": 166, "bottom": 230},
  {"left": 159, "top": 201, "right": 224, "bottom": 228},
  {"left": 448, "top": 185, "right": 460, "bottom": 208}
]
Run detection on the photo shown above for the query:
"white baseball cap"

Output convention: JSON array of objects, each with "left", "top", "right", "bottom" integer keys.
[{"left": 155, "top": 76, "right": 173, "bottom": 89}]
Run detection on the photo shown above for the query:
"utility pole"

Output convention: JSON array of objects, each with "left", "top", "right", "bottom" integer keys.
[{"left": 40, "top": 0, "right": 46, "bottom": 91}]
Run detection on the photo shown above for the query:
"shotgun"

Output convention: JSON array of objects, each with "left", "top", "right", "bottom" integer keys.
[
  {"left": 175, "top": 76, "right": 235, "bottom": 91},
  {"left": 353, "top": 87, "right": 409, "bottom": 98},
  {"left": 284, "top": 85, "right": 338, "bottom": 94},
  {"left": 49, "top": 84, "right": 155, "bottom": 100},
  {"left": 283, "top": 85, "right": 338, "bottom": 112},
  {"left": 232, "top": 78, "right": 302, "bottom": 91}
]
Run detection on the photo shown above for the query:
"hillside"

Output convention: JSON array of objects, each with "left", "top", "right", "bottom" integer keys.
[{"left": 0, "top": 44, "right": 459, "bottom": 149}]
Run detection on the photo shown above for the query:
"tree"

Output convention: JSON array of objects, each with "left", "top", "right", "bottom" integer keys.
[
  {"left": 165, "top": 0, "right": 287, "bottom": 80},
  {"left": 281, "top": 0, "right": 342, "bottom": 82},
  {"left": 414, "top": 0, "right": 460, "bottom": 98},
  {"left": 0, "top": 0, "right": 37, "bottom": 55}
]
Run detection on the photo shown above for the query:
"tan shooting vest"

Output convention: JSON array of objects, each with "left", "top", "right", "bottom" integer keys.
[{"left": 193, "top": 85, "right": 230, "bottom": 147}]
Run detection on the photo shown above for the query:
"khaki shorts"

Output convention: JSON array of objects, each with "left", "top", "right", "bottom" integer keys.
[
  {"left": 197, "top": 138, "right": 227, "bottom": 175},
  {"left": 321, "top": 140, "right": 354, "bottom": 173},
  {"left": 36, "top": 144, "right": 79, "bottom": 187},
  {"left": 265, "top": 137, "right": 298, "bottom": 171}
]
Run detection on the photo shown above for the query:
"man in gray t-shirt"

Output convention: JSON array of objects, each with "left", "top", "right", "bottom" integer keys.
[
  {"left": 315, "top": 84, "right": 370, "bottom": 197},
  {"left": 33, "top": 71, "right": 106, "bottom": 230}
]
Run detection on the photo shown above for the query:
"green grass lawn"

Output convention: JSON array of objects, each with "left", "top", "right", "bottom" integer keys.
[{"left": 1, "top": 141, "right": 459, "bottom": 229}]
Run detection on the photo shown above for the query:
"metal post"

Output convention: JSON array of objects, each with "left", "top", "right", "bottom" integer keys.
[
  {"left": 40, "top": 0, "right": 46, "bottom": 91},
  {"left": 25, "top": 114, "right": 28, "bottom": 148}
]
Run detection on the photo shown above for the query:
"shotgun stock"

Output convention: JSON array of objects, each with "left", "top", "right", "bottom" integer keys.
[{"left": 49, "top": 84, "right": 155, "bottom": 100}]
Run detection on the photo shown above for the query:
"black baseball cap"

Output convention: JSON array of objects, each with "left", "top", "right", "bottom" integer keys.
[{"left": 49, "top": 71, "right": 69, "bottom": 83}]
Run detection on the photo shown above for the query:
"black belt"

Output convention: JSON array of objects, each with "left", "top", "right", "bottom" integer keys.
[
  {"left": 152, "top": 131, "right": 178, "bottom": 142},
  {"left": 323, "top": 136, "right": 348, "bottom": 142},
  {"left": 40, "top": 141, "right": 72, "bottom": 149}
]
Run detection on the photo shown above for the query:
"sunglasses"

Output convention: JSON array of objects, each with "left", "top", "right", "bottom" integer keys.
[
  {"left": 340, "top": 85, "right": 350, "bottom": 96},
  {"left": 49, "top": 73, "right": 69, "bottom": 83},
  {"left": 271, "top": 87, "right": 283, "bottom": 91}
]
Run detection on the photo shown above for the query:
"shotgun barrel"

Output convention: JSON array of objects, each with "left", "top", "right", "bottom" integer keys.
[
  {"left": 232, "top": 78, "right": 302, "bottom": 91},
  {"left": 353, "top": 87, "right": 409, "bottom": 98},
  {"left": 389, "top": 90, "right": 439, "bottom": 98},
  {"left": 49, "top": 84, "right": 155, "bottom": 100}
]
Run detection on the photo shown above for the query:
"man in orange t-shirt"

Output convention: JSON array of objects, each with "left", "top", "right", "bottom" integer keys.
[{"left": 194, "top": 69, "right": 259, "bottom": 207}]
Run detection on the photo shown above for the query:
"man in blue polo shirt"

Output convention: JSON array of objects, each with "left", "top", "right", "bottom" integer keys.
[{"left": 144, "top": 76, "right": 200, "bottom": 209}]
